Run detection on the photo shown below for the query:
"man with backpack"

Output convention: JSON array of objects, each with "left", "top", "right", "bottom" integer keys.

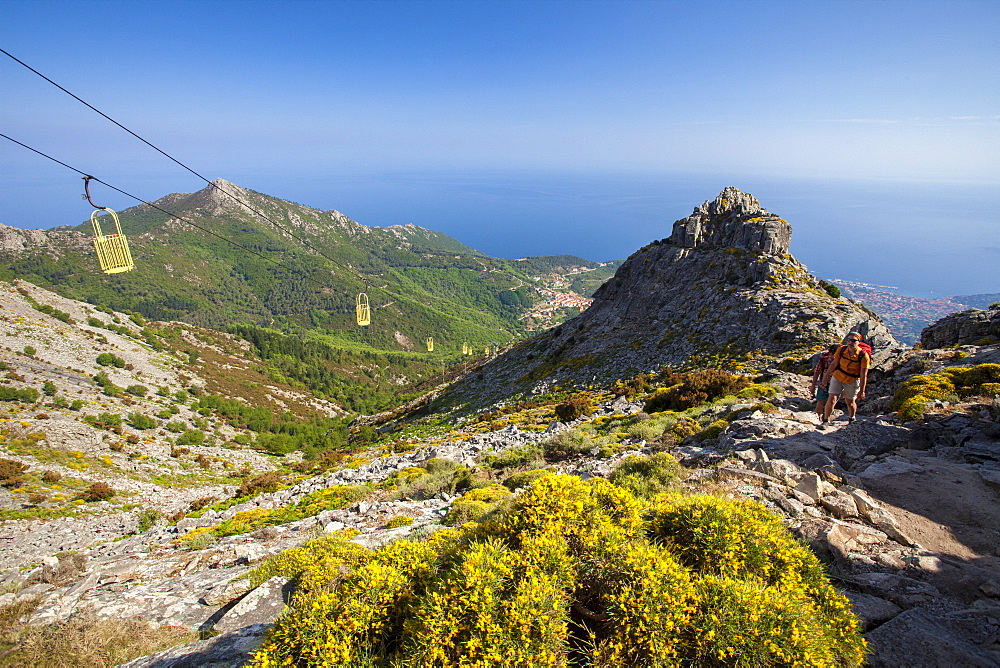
[{"left": 821, "top": 332, "right": 870, "bottom": 426}]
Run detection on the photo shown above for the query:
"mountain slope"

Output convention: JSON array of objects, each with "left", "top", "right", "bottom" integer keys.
[{"left": 0, "top": 180, "right": 619, "bottom": 410}]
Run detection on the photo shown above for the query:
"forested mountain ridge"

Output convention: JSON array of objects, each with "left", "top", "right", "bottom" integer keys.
[{"left": 0, "top": 179, "right": 612, "bottom": 410}]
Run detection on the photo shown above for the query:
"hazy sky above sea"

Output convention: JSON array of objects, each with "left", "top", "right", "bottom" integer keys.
[{"left": 1, "top": 0, "right": 997, "bottom": 296}]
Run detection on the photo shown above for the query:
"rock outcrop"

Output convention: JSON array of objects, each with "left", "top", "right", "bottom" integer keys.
[
  {"left": 446, "top": 187, "right": 899, "bottom": 407},
  {"left": 921, "top": 306, "right": 1000, "bottom": 349}
]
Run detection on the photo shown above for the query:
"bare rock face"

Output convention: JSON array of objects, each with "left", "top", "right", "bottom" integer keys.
[
  {"left": 669, "top": 186, "right": 791, "bottom": 254},
  {"left": 451, "top": 187, "right": 898, "bottom": 405},
  {"left": 0, "top": 222, "right": 89, "bottom": 255},
  {"left": 921, "top": 306, "right": 1000, "bottom": 349}
]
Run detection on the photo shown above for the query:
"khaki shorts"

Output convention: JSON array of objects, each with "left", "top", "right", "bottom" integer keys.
[{"left": 829, "top": 376, "right": 859, "bottom": 401}]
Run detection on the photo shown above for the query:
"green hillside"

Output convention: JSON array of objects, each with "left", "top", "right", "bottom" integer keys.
[{"left": 0, "top": 180, "right": 614, "bottom": 413}]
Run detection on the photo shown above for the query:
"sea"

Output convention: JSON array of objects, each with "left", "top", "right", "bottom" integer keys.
[
  {"left": 5, "top": 167, "right": 997, "bottom": 299},
  {"left": 273, "top": 169, "right": 999, "bottom": 299}
]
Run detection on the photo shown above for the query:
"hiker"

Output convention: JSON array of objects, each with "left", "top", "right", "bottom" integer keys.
[
  {"left": 822, "top": 332, "right": 870, "bottom": 425},
  {"left": 811, "top": 344, "right": 839, "bottom": 428}
]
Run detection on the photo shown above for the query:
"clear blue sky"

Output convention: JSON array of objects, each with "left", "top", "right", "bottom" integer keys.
[{"left": 2, "top": 0, "right": 998, "bottom": 294}]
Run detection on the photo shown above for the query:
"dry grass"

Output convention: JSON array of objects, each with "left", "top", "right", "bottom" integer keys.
[{"left": 0, "top": 603, "right": 197, "bottom": 667}]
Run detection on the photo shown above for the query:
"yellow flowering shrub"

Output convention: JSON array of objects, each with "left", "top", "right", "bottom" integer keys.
[
  {"left": 690, "top": 575, "right": 865, "bottom": 666},
  {"left": 893, "top": 364, "right": 1000, "bottom": 420},
  {"left": 667, "top": 416, "right": 701, "bottom": 439},
  {"left": 385, "top": 515, "right": 414, "bottom": 529},
  {"left": 586, "top": 541, "right": 694, "bottom": 665},
  {"left": 442, "top": 484, "right": 511, "bottom": 526},
  {"left": 249, "top": 474, "right": 865, "bottom": 667}
]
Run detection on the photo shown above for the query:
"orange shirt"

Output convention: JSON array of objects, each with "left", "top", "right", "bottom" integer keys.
[{"left": 832, "top": 345, "right": 869, "bottom": 385}]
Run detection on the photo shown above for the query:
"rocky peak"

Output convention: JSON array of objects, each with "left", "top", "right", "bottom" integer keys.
[
  {"left": 190, "top": 178, "right": 256, "bottom": 216},
  {"left": 446, "top": 188, "right": 900, "bottom": 404},
  {"left": 669, "top": 186, "right": 790, "bottom": 255}
]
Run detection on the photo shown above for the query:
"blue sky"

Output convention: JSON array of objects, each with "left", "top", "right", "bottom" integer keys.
[{"left": 1, "top": 0, "right": 998, "bottom": 295}]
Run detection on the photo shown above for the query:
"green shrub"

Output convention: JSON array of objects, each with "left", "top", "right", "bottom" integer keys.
[
  {"left": 128, "top": 413, "right": 158, "bottom": 430},
  {"left": 126, "top": 384, "right": 148, "bottom": 397},
  {"left": 554, "top": 393, "right": 593, "bottom": 422},
  {"left": 696, "top": 418, "right": 730, "bottom": 441},
  {"left": 23, "top": 346, "right": 36, "bottom": 356},
  {"left": 164, "top": 420, "right": 186, "bottom": 433},
  {"left": 541, "top": 428, "right": 593, "bottom": 461},
  {"left": 175, "top": 429, "right": 205, "bottom": 447},
  {"left": 0, "top": 388, "right": 40, "bottom": 404},
  {"left": 257, "top": 432, "right": 295, "bottom": 454},
  {"left": 451, "top": 466, "right": 494, "bottom": 493},
  {"left": 482, "top": 444, "right": 544, "bottom": 471},
  {"left": 502, "top": 468, "right": 550, "bottom": 491},
  {"left": 391, "top": 467, "right": 454, "bottom": 501},
  {"left": 136, "top": 509, "right": 162, "bottom": 533},
  {"left": 626, "top": 420, "right": 664, "bottom": 441},
  {"left": 42, "top": 381, "right": 57, "bottom": 397},
  {"left": 645, "top": 369, "right": 750, "bottom": 413},
  {"left": 609, "top": 453, "right": 685, "bottom": 498},
  {"left": 96, "top": 353, "right": 126, "bottom": 368},
  {"left": 84, "top": 412, "right": 123, "bottom": 430},
  {"left": 819, "top": 280, "right": 841, "bottom": 298}
]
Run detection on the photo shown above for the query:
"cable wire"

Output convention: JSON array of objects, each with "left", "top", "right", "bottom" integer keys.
[
  {"left": 0, "top": 132, "right": 346, "bottom": 295},
  {"left": 1, "top": 47, "right": 373, "bottom": 288}
]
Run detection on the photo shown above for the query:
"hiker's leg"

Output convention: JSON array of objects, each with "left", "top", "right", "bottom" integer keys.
[
  {"left": 815, "top": 387, "right": 829, "bottom": 420},
  {"left": 825, "top": 379, "right": 846, "bottom": 421},
  {"left": 840, "top": 382, "right": 859, "bottom": 419},
  {"left": 824, "top": 395, "right": 838, "bottom": 422}
]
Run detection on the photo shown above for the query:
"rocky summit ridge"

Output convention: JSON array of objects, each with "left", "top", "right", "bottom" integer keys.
[{"left": 446, "top": 187, "right": 899, "bottom": 408}]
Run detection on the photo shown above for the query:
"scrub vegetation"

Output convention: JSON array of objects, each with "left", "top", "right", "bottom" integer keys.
[{"left": 247, "top": 474, "right": 866, "bottom": 666}]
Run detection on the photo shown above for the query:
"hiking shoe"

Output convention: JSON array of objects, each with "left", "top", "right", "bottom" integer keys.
[
  {"left": 817, "top": 423, "right": 826, "bottom": 431},
  {"left": 847, "top": 417, "right": 856, "bottom": 424}
]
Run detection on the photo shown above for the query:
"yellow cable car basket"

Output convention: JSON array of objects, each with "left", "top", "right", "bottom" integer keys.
[
  {"left": 426, "top": 336, "right": 434, "bottom": 352},
  {"left": 356, "top": 292, "right": 371, "bottom": 327},
  {"left": 462, "top": 341, "right": 472, "bottom": 355},
  {"left": 90, "top": 208, "right": 134, "bottom": 274}
]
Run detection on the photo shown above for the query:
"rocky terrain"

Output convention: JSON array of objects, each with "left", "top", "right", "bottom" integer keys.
[
  {"left": 0, "top": 335, "right": 998, "bottom": 665},
  {"left": 0, "top": 279, "right": 344, "bottom": 568}
]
